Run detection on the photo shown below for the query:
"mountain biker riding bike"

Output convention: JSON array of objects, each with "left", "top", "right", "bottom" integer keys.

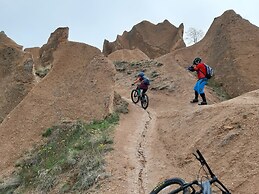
[{"left": 132, "top": 72, "right": 149, "bottom": 98}]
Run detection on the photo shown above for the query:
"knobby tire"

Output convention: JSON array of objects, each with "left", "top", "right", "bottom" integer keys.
[
  {"left": 149, "top": 177, "right": 189, "bottom": 194},
  {"left": 131, "top": 89, "right": 139, "bottom": 103},
  {"left": 141, "top": 94, "right": 149, "bottom": 109}
]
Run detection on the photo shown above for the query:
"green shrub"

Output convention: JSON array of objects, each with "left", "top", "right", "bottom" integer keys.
[
  {"left": 207, "top": 79, "right": 231, "bottom": 100},
  {"left": 42, "top": 128, "right": 53, "bottom": 137}
]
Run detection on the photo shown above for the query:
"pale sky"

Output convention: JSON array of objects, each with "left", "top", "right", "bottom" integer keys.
[{"left": 0, "top": 0, "right": 258, "bottom": 50}]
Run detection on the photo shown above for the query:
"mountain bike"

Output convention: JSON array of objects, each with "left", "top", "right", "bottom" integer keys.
[
  {"left": 149, "top": 150, "right": 231, "bottom": 194},
  {"left": 131, "top": 86, "right": 149, "bottom": 109}
]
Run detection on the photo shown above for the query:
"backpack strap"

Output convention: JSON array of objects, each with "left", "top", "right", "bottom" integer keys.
[{"left": 199, "top": 64, "right": 207, "bottom": 76}]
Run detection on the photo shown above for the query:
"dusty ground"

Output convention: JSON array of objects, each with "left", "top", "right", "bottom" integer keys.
[{"left": 92, "top": 51, "right": 259, "bottom": 194}]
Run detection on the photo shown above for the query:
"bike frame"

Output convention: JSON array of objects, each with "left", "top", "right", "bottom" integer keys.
[
  {"left": 136, "top": 87, "right": 145, "bottom": 100},
  {"left": 195, "top": 150, "right": 231, "bottom": 194},
  {"left": 137, "top": 88, "right": 142, "bottom": 96}
]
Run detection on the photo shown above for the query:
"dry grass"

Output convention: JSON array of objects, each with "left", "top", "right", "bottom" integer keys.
[{"left": 12, "top": 113, "right": 119, "bottom": 193}]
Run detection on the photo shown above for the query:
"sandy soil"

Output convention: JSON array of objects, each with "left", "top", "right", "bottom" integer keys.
[
  {"left": 92, "top": 51, "right": 259, "bottom": 194},
  {"left": 94, "top": 73, "right": 222, "bottom": 194}
]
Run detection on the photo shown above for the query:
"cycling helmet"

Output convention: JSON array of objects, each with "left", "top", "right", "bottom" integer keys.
[
  {"left": 193, "top": 57, "right": 202, "bottom": 65},
  {"left": 138, "top": 72, "right": 145, "bottom": 78}
]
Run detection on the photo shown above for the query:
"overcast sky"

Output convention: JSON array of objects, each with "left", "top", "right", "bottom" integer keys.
[{"left": 1, "top": 0, "right": 258, "bottom": 50}]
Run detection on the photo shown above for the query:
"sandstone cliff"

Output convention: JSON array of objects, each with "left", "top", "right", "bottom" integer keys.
[
  {"left": 103, "top": 20, "right": 186, "bottom": 59},
  {"left": 0, "top": 31, "right": 34, "bottom": 122}
]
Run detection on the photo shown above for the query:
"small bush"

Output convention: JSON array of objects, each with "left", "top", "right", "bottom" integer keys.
[
  {"left": 207, "top": 79, "right": 231, "bottom": 100},
  {"left": 42, "top": 128, "right": 53, "bottom": 137},
  {"left": 35, "top": 66, "right": 50, "bottom": 78}
]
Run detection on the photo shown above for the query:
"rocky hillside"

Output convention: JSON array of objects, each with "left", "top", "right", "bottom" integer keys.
[
  {"left": 0, "top": 28, "right": 116, "bottom": 176},
  {"left": 108, "top": 48, "right": 150, "bottom": 62},
  {"left": 171, "top": 10, "right": 259, "bottom": 98},
  {"left": 103, "top": 20, "right": 186, "bottom": 59},
  {"left": 0, "top": 32, "right": 34, "bottom": 123},
  {"left": 0, "top": 8, "right": 259, "bottom": 194}
]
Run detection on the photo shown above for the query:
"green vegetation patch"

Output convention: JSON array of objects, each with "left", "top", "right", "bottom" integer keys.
[
  {"left": 16, "top": 113, "right": 119, "bottom": 193},
  {"left": 207, "top": 79, "right": 231, "bottom": 100},
  {"left": 35, "top": 65, "right": 52, "bottom": 78}
]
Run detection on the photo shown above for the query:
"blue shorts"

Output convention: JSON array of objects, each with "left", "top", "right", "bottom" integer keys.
[{"left": 194, "top": 78, "right": 208, "bottom": 94}]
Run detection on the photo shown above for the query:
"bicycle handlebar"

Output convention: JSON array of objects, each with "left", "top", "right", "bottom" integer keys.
[{"left": 194, "top": 150, "right": 231, "bottom": 194}]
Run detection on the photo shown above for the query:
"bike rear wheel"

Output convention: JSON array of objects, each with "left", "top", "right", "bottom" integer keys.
[
  {"left": 141, "top": 94, "right": 149, "bottom": 109},
  {"left": 131, "top": 89, "right": 139, "bottom": 103},
  {"left": 149, "top": 178, "right": 190, "bottom": 194}
]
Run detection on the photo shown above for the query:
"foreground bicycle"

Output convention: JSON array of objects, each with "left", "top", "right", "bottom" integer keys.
[
  {"left": 150, "top": 150, "right": 231, "bottom": 194},
  {"left": 131, "top": 87, "right": 149, "bottom": 109}
]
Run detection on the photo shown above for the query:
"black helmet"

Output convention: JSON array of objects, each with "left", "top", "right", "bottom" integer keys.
[
  {"left": 138, "top": 72, "right": 145, "bottom": 78},
  {"left": 193, "top": 57, "right": 202, "bottom": 65}
]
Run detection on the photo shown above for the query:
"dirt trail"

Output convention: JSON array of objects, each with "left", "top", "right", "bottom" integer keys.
[
  {"left": 93, "top": 52, "right": 223, "bottom": 194},
  {"left": 98, "top": 92, "right": 157, "bottom": 193},
  {"left": 97, "top": 75, "right": 220, "bottom": 194}
]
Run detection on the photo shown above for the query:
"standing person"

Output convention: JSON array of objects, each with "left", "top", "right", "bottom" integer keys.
[
  {"left": 132, "top": 71, "right": 149, "bottom": 98},
  {"left": 188, "top": 57, "right": 208, "bottom": 105}
]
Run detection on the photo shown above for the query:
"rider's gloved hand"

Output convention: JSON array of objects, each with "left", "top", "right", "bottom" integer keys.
[
  {"left": 188, "top": 66, "right": 195, "bottom": 72},
  {"left": 131, "top": 83, "right": 135, "bottom": 86}
]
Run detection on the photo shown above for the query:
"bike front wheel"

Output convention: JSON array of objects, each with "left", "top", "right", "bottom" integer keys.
[
  {"left": 131, "top": 89, "right": 140, "bottom": 103},
  {"left": 149, "top": 177, "right": 190, "bottom": 194},
  {"left": 141, "top": 94, "right": 149, "bottom": 109}
]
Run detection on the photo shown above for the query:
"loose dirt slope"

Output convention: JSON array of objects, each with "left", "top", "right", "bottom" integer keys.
[
  {"left": 0, "top": 32, "right": 34, "bottom": 123},
  {"left": 108, "top": 48, "right": 150, "bottom": 62},
  {"left": 0, "top": 40, "right": 115, "bottom": 177},
  {"left": 98, "top": 47, "right": 259, "bottom": 194},
  {"left": 172, "top": 10, "right": 259, "bottom": 98}
]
